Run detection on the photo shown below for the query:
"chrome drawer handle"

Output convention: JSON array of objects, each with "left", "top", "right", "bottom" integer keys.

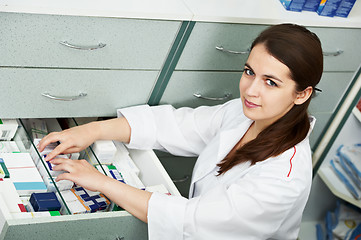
[
  {"left": 323, "top": 50, "right": 343, "bottom": 57},
  {"left": 172, "top": 175, "right": 190, "bottom": 183},
  {"left": 59, "top": 41, "right": 106, "bottom": 50},
  {"left": 193, "top": 93, "right": 231, "bottom": 101},
  {"left": 216, "top": 45, "right": 249, "bottom": 55},
  {"left": 42, "top": 92, "right": 87, "bottom": 101}
]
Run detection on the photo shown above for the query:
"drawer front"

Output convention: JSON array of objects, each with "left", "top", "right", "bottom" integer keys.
[
  {"left": 176, "top": 22, "right": 361, "bottom": 72},
  {"left": 0, "top": 68, "right": 158, "bottom": 118},
  {"left": 309, "top": 27, "right": 361, "bottom": 72},
  {"left": 159, "top": 71, "right": 242, "bottom": 108},
  {"left": 0, "top": 12, "right": 180, "bottom": 70},
  {"left": 175, "top": 22, "right": 268, "bottom": 71},
  {"left": 309, "top": 72, "right": 354, "bottom": 113}
]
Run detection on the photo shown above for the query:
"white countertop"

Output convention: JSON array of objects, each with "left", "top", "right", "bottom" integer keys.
[
  {"left": 0, "top": 0, "right": 193, "bottom": 21},
  {"left": 0, "top": 0, "right": 360, "bottom": 28}
]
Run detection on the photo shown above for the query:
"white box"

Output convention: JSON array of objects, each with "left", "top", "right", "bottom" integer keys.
[{"left": 0, "top": 119, "right": 18, "bottom": 140}]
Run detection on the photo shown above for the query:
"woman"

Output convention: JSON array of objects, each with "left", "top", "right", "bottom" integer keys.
[{"left": 39, "top": 23, "right": 323, "bottom": 239}]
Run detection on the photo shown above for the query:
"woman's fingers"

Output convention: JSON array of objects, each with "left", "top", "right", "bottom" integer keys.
[
  {"left": 44, "top": 141, "right": 75, "bottom": 161},
  {"left": 37, "top": 131, "right": 61, "bottom": 152}
]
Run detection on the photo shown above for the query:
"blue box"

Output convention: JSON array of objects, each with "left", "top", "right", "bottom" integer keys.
[
  {"left": 280, "top": 0, "right": 307, "bottom": 11},
  {"left": 303, "top": 0, "right": 322, "bottom": 11},
  {"left": 317, "top": 0, "right": 343, "bottom": 16},
  {"left": 30, "top": 192, "right": 61, "bottom": 212},
  {"left": 335, "top": 0, "right": 357, "bottom": 17}
]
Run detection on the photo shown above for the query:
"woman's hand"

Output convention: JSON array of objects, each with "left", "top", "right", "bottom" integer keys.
[
  {"left": 50, "top": 158, "right": 110, "bottom": 192},
  {"left": 38, "top": 117, "right": 131, "bottom": 161},
  {"left": 38, "top": 122, "right": 100, "bottom": 161}
]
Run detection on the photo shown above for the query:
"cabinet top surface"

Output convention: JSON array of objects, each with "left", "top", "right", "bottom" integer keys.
[{"left": 0, "top": 0, "right": 361, "bottom": 28}]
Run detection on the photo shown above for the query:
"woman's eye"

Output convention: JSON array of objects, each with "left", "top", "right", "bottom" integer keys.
[
  {"left": 244, "top": 68, "right": 254, "bottom": 76},
  {"left": 266, "top": 79, "right": 277, "bottom": 87}
]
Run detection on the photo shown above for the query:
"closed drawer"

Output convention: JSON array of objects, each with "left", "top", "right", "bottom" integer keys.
[
  {"left": 0, "top": 119, "right": 179, "bottom": 240},
  {"left": 0, "top": 12, "right": 180, "bottom": 70},
  {"left": 175, "top": 22, "right": 267, "bottom": 71},
  {"left": 309, "top": 72, "right": 354, "bottom": 114},
  {"left": 309, "top": 27, "right": 361, "bottom": 72},
  {"left": 159, "top": 71, "right": 242, "bottom": 108},
  {"left": 176, "top": 22, "right": 361, "bottom": 72},
  {"left": 0, "top": 68, "right": 158, "bottom": 118}
]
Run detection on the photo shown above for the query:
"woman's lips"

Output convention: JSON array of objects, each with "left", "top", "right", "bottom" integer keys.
[{"left": 244, "top": 99, "right": 260, "bottom": 108}]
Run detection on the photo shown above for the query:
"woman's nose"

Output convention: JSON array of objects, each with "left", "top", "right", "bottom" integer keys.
[{"left": 245, "top": 78, "right": 261, "bottom": 97}]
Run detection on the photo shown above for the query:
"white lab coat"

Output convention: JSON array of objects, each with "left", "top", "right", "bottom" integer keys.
[{"left": 118, "top": 98, "right": 314, "bottom": 240}]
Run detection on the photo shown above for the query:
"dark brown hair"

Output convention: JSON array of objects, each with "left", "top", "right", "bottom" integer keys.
[{"left": 217, "top": 23, "right": 323, "bottom": 175}]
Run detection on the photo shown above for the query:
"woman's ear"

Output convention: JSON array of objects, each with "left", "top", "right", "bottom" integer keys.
[{"left": 294, "top": 86, "right": 313, "bottom": 105}]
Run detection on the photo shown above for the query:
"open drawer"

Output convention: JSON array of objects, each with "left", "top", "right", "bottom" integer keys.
[{"left": 0, "top": 118, "right": 180, "bottom": 240}]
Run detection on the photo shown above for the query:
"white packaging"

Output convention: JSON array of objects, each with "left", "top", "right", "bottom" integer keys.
[
  {"left": 113, "top": 154, "right": 140, "bottom": 176},
  {"left": 92, "top": 140, "right": 117, "bottom": 164},
  {"left": 0, "top": 119, "right": 18, "bottom": 140},
  {"left": 0, "top": 141, "right": 20, "bottom": 153},
  {"left": 2, "top": 153, "right": 47, "bottom": 195}
]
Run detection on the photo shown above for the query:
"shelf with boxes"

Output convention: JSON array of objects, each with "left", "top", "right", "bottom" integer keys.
[{"left": 0, "top": 118, "right": 179, "bottom": 240}]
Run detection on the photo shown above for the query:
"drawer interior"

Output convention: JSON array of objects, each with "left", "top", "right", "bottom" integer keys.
[{"left": 1, "top": 117, "right": 179, "bottom": 231}]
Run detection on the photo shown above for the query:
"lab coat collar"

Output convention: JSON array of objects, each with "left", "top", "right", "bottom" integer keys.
[{"left": 190, "top": 118, "right": 253, "bottom": 194}]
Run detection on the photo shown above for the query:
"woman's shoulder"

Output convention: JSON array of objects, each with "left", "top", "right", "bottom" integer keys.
[{"left": 255, "top": 142, "right": 312, "bottom": 182}]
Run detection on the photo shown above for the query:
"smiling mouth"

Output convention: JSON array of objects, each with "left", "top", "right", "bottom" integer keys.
[{"left": 244, "top": 99, "right": 260, "bottom": 108}]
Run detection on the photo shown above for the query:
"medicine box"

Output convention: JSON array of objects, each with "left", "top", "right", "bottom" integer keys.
[
  {"left": 279, "top": 0, "right": 307, "bottom": 11},
  {"left": 317, "top": 0, "right": 343, "bottom": 16},
  {"left": 29, "top": 192, "right": 61, "bottom": 212},
  {"left": 335, "top": 0, "right": 357, "bottom": 17},
  {"left": 0, "top": 119, "right": 18, "bottom": 140},
  {"left": 303, "top": 0, "right": 322, "bottom": 11}
]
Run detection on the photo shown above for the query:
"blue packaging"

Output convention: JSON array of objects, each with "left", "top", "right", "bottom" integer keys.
[
  {"left": 335, "top": 0, "right": 357, "bottom": 17},
  {"left": 303, "top": 0, "right": 322, "bottom": 11},
  {"left": 279, "top": 0, "right": 307, "bottom": 12},
  {"left": 317, "top": 0, "right": 343, "bottom": 16}
]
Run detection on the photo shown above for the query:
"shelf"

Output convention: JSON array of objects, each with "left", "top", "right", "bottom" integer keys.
[
  {"left": 318, "top": 163, "right": 361, "bottom": 209},
  {"left": 352, "top": 107, "right": 361, "bottom": 123}
]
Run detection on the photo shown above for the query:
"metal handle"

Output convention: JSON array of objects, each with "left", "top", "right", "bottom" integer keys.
[
  {"left": 193, "top": 93, "right": 231, "bottom": 101},
  {"left": 59, "top": 41, "right": 106, "bottom": 50},
  {"left": 323, "top": 50, "right": 343, "bottom": 57},
  {"left": 172, "top": 175, "right": 190, "bottom": 183},
  {"left": 42, "top": 92, "right": 87, "bottom": 101},
  {"left": 216, "top": 45, "right": 249, "bottom": 55}
]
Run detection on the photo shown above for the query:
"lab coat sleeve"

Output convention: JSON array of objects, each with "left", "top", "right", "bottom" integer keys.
[{"left": 117, "top": 101, "right": 232, "bottom": 156}]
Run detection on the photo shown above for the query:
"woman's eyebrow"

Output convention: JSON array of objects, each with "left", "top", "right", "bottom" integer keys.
[
  {"left": 264, "top": 74, "right": 283, "bottom": 83},
  {"left": 245, "top": 63, "right": 284, "bottom": 83}
]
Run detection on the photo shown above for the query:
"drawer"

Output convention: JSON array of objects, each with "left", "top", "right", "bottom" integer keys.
[
  {"left": 175, "top": 22, "right": 268, "bottom": 71},
  {"left": 309, "top": 27, "right": 361, "bottom": 72},
  {"left": 0, "top": 68, "right": 158, "bottom": 118},
  {"left": 309, "top": 72, "right": 354, "bottom": 114},
  {"left": 0, "top": 118, "right": 179, "bottom": 240},
  {"left": 0, "top": 12, "right": 180, "bottom": 70},
  {"left": 159, "top": 71, "right": 242, "bottom": 108},
  {"left": 176, "top": 22, "right": 361, "bottom": 72}
]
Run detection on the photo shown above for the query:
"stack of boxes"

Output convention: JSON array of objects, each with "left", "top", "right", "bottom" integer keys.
[{"left": 279, "top": 0, "right": 357, "bottom": 17}]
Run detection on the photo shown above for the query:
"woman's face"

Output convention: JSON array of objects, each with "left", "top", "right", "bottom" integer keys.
[{"left": 239, "top": 43, "right": 299, "bottom": 129}]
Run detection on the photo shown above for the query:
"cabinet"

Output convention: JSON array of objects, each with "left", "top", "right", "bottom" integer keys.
[
  {"left": 299, "top": 66, "right": 361, "bottom": 239},
  {"left": 0, "top": 12, "right": 181, "bottom": 118},
  {"left": 0, "top": 10, "right": 184, "bottom": 240}
]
